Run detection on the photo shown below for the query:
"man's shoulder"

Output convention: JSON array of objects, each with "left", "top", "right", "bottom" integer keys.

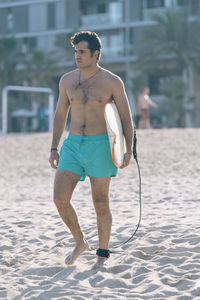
[
  {"left": 60, "top": 69, "right": 78, "bottom": 84},
  {"left": 101, "top": 68, "right": 121, "bottom": 79},
  {"left": 101, "top": 68, "right": 124, "bottom": 85}
]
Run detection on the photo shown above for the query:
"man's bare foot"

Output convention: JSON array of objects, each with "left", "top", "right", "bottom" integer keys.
[
  {"left": 91, "top": 257, "right": 109, "bottom": 270},
  {"left": 65, "top": 239, "right": 89, "bottom": 265}
]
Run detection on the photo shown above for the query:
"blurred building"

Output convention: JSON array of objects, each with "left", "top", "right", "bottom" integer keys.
[{"left": 0, "top": 0, "right": 200, "bottom": 127}]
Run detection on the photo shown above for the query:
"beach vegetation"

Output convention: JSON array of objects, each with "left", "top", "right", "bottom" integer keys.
[
  {"left": 0, "top": 36, "right": 18, "bottom": 90},
  {"left": 134, "top": 7, "right": 200, "bottom": 127}
]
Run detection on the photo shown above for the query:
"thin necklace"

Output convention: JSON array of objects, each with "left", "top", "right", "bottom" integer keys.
[{"left": 78, "top": 67, "right": 101, "bottom": 87}]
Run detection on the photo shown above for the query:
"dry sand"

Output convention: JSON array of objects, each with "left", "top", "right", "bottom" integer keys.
[{"left": 0, "top": 129, "right": 200, "bottom": 300}]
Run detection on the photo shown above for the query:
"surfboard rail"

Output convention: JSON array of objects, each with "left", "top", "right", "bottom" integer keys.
[{"left": 104, "top": 102, "right": 125, "bottom": 167}]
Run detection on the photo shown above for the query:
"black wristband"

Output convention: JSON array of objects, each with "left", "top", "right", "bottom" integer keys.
[{"left": 51, "top": 147, "right": 58, "bottom": 152}]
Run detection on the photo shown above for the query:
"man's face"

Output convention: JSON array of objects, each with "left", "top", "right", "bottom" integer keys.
[{"left": 74, "top": 41, "right": 97, "bottom": 68}]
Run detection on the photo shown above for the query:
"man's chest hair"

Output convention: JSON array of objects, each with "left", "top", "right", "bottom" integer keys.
[{"left": 69, "top": 81, "right": 112, "bottom": 105}]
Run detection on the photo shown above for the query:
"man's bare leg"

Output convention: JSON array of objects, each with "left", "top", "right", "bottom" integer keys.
[
  {"left": 139, "top": 109, "right": 150, "bottom": 129},
  {"left": 138, "top": 114, "right": 146, "bottom": 129},
  {"left": 138, "top": 117, "right": 144, "bottom": 129},
  {"left": 90, "top": 177, "right": 112, "bottom": 269},
  {"left": 54, "top": 170, "right": 89, "bottom": 265},
  {"left": 145, "top": 117, "right": 151, "bottom": 129}
]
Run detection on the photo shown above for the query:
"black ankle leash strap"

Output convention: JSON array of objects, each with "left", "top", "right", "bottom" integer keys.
[{"left": 96, "top": 248, "right": 110, "bottom": 258}]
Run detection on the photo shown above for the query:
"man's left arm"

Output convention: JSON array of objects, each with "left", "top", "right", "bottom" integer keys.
[{"left": 112, "top": 76, "right": 134, "bottom": 168}]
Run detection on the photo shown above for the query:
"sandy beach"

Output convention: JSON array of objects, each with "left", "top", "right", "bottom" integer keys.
[{"left": 0, "top": 129, "right": 200, "bottom": 300}]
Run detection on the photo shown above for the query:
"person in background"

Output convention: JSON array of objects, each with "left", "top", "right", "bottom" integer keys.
[{"left": 137, "top": 87, "right": 158, "bottom": 129}]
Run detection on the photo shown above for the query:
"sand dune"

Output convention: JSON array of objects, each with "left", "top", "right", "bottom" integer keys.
[{"left": 0, "top": 129, "right": 200, "bottom": 299}]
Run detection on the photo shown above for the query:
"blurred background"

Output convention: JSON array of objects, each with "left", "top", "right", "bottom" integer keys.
[{"left": 0, "top": 0, "right": 200, "bottom": 133}]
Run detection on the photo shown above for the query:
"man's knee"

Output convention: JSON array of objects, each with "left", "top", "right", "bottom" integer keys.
[
  {"left": 53, "top": 194, "right": 70, "bottom": 209},
  {"left": 93, "top": 196, "right": 110, "bottom": 215}
]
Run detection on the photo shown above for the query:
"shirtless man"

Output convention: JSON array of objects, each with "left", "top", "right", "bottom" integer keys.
[
  {"left": 138, "top": 87, "right": 158, "bottom": 129},
  {"left": 49, "top": 31, "right": 133, "bottom": 269}
]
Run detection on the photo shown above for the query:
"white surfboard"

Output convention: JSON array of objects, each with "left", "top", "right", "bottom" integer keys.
[{"left": 104, "top": 102, "right": 126, "bottom": 167}]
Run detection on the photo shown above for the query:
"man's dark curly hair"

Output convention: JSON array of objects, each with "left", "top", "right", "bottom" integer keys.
[{"left": 70, "top": 31, "right": 102, "bottom": 61}]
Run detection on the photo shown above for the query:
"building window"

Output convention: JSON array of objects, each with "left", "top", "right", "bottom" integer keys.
[
  {"left": 81, "top": 1, "right": 107, "bottom": 15},
  {"left": 22, "top": 37, "right": 37, "bottom": 54},
  {"left": 47, "top": 3, "right": 55, "bottom": 29},
  {"left": 100, "top": 31, "right": 124, "bottom": 57},
  {"left": 190, "top": 0, "right": 200, "bottom": 14},
  {"left": 177, "top": 0, "right": 189, "bottom": 6},
  {"left": 12, "top": 5, "right": 28, "bottom": 33},
  {"left": 98, "top": 3, "right": 106, "bottom": 13},
  {"left": 22, "top": 38, "right": 28, "bottom": 54},
  {"left": 29, "top": 37, "right": 37, "bottom": 49},
  {"left": 146, "top": 0, "right": 165, "bottom": 9},
  {"left": 81, "top": 1, "right": 122, "bottom": 26},
  {"left": 7, "top": 7, "right": 13, "bottom": 33}
]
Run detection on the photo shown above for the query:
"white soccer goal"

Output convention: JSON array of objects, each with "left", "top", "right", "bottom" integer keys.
[{"left": 2, "top": 85, "right": 54, "bottom": 134}]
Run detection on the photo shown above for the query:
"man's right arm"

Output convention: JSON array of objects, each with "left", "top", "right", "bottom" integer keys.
[
  {"left": 49, "top": 76, "right": 70, "bottom": 169},
  {"left": 146, "top": 95, "right": 158, "bottom": 108}
]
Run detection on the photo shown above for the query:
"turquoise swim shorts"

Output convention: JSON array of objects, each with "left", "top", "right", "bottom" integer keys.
[{"left": 57, "top": 134, "right": 118, "bottom": 181}]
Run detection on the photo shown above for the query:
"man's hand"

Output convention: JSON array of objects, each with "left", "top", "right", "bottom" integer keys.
[
  {"left": 120, "top": 152, "right": 132, "bottom": 169},
  {"left": 49, "top": 150, "right": 59, "bottom": 169}
]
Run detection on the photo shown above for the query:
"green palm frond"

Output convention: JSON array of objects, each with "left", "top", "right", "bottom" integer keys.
[
  {"left": 0, "top": 37, "right": 18, "bottom": 87},
  {"left": 137, "top": 8, "right": 196, "bottom": 73}
]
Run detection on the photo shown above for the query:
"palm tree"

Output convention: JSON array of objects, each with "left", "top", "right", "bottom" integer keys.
[
  {"left": 137, "top": 8, "right": 200, "bottom": 74},
  {"left": 0, "top": 37, "right": 20, "bottom": 128},
  {"left": 160, "top": 76, "right": 187, "bottom": 127},
  {"left": 19, "top": 49, "right": 58, "bottom": 87},
  {"left": 131, "top": 74, "right": 147, "bottom": 105},
  {"left": 54, "top": 33, "right": 75, "bottom": 61},
  {"left": 0, "top": 37, "right": 18, "bottom": 89},
  {"left": 0, "top": 36, "right": 60, "bottom": 131},
  {"left": 135, "top": 8, "right": 200, "bottom": 127},
  {"left": 19, "top": 48, "right": 59, "bottom": 120}
]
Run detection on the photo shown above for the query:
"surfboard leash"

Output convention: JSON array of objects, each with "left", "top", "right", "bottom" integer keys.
[{"left": 110, "top": 126, "right": 142, "bottom": 253}]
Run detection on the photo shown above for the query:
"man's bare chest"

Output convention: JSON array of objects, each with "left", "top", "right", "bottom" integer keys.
[{"left": 67, "top": 81, "right": 112, "bottom": 106}]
